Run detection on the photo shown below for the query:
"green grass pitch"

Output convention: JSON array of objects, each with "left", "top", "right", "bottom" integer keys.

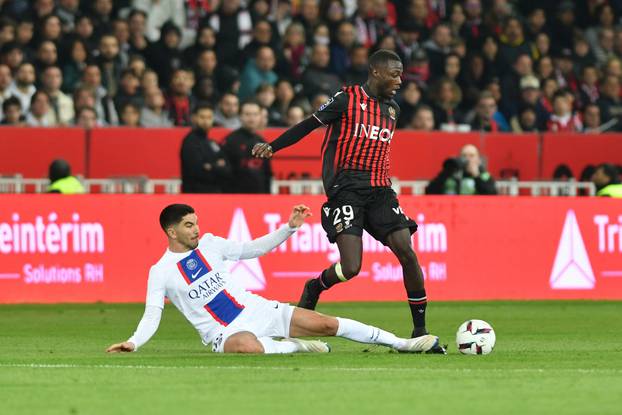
[{"left": 1, "top": 301, "right": 621, "bottom": 415}]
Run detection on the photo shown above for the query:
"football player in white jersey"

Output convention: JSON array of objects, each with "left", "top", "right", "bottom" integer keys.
[{"left": 106, "top": 203, "right": 441, "bottom": 354}]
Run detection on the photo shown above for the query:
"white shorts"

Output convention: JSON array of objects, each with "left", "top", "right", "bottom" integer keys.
[{"left": 211, "top": 299, "right": 295, "bottom": 353}]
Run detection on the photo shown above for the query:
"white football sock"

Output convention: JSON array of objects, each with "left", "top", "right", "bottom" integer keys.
[
  {"left": 336, "top": 317, "right": 406, "bottom": 349},
  {"left": 257, "top": 337, "right": 299, "bottom": 354}
]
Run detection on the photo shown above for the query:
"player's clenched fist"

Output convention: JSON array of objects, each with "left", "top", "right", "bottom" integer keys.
[
  {"left": 252, "top": 143, "right": 273, "bottom": 159},
  {"left": 106, "top": 341, "right": 136, "bottom": 353}
]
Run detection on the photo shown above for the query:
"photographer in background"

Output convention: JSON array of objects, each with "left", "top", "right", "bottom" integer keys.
[{"left": 425, "top": 144, "right": 497, "bottom": 195}]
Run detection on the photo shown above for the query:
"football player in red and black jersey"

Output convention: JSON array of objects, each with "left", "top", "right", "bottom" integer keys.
[{"left": 253, "top": 50, "right": 445, "bottom": 353}]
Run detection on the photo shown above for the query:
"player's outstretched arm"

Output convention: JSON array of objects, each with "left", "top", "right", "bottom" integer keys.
[
  {"left": 252, "top": 117, "right": 322, "bottom": 159},
  {"left": 237, "top": 205, "right": 312, "bottom": 259},
  {"left": 106, "top": 305, "right": 163, "bottom": 353}
]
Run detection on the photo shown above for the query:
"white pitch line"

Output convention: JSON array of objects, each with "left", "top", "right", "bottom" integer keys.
[{"left": 1, "top": 363, "right": 621, "bottom": 374}]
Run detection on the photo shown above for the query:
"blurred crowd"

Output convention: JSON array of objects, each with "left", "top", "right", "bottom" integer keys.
[{"left": 2, "top": 0, "right": 622, "bottom": 132}]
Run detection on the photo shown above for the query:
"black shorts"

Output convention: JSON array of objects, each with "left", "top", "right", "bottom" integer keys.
[{"left": 320, "top": 187, "right": 418, "bottom": 245}]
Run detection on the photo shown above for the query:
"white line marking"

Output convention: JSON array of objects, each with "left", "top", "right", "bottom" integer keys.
[
  {"left": 1, "top": 363, "right": 620, "bottom": 374},
  {"left": 0, "top": 273, "right": 20, "bottom": 279},
  {"left": 601, "top": 271, "right": 622, "bottom": 277}
]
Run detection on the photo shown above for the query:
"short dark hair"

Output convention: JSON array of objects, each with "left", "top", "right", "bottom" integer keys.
[
  {"left": 241, "top": 99, "right": 261, "bottom": 111},
  {"left": 2, "top": 96, "right": 21, "bottom": 112},
  {"left": 597, "top": 163, "right": 621, "bottom": 184},
  {"left": 159, "top": 204, "right": 195, "bottom": 231},
  {"left": 369, "top": 49, "right": 401, "bottom": 68},
  {"left": 193, "top": 102, "right": 213, "bottom": 114}
]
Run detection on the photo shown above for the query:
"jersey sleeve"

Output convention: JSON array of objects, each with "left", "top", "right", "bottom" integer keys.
[
  {"left": 145, "top": 267, "right": 166, "bottom": 309},
  {"left": 313, "top": 90, "right": 348, "bottom": 125},
  {"left": 201, "top": 233, "right": 243, "bottom": 261}
]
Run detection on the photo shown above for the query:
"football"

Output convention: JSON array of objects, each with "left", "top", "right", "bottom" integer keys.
[{"left": 456, "top": 319, "right": 496, "bottom": 355}]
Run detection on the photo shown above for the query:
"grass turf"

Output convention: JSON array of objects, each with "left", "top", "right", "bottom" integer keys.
[{"left": 1, "top": 301, "right": 621, "bottom": 415}]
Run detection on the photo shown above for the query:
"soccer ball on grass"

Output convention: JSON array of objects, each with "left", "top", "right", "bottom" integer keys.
[{"left": 456, "top": 319, "right": 496, "bottom": 355}]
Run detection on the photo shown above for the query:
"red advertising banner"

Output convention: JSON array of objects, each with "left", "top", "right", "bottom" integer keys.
[{"left": 0, "top": 195, "right": 621, "bottom": 303}]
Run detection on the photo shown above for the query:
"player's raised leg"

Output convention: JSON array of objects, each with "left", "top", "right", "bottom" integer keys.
[
  {"left": 288, "top": 307, "right": 439, "bottom": 353},
  {"left": 298, "top": 234, "right": 362, "bottom": 309}
]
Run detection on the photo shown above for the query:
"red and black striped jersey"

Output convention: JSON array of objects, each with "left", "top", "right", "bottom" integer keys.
[{"left": 312, "top": 84, "right": 400, "bottom": 194}]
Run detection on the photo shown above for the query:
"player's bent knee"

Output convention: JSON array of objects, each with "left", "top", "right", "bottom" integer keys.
[
  {"left": 223, "top": 333, "right": 264, "bottom": 353},
  {"left": 318, "top": 316, "right": 339, "bottom": 336},
  {"left": 341, "top": 262, "right": 361, "bottom": 279}
]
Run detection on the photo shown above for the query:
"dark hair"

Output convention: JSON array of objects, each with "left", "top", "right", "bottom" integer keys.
[
  {"left": 30, "top": 90, "right": 49, "bottom": 106},
  {"left": 2, "top": 96, "right": 21, "bottom": 112},
  {"left": 597, "top": 163, "right": 621, "bottom": 184},
  {"left": 49, "top": 159, "right": 71, "bottom": 182},
  {"left": 553, "top": 164, "right": 574, "bottom": 179},
  {"left": 128, "top": 9, "right": 147, "bottom": 20},
  {"left": 193, "top": 102, "right": 214, "bottom": 114},
  {"left": 241, "top": 99, "right": 261, "bottom": 111},
  {"left": 369, "top": 49, "right": 401, "bottom": 68},
  {"left": 76, "top": 105, "right": 96, "bottom": 118},
  {"left": 159, "top": 204, "right": 195, "bottom": 231}
]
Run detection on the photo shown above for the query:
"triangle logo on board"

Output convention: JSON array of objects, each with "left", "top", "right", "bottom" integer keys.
[
  {"left": 549, "top": 210, "right": 595, "bottom": 290},
  {"left": 226, "top": 208, "right": 266, "bottom": 291}
]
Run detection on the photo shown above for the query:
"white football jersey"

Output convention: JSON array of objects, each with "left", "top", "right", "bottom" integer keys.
[{"left": 145, "top": 233, "right": 266, "bottom": 344}]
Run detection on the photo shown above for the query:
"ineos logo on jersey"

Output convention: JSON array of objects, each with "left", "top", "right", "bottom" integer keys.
[{"left": 353, "top": 123, "right": 394, "bottom": 142}]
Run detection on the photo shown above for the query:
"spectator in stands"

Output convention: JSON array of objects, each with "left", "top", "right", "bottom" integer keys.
[
  {"left": 56, "top": 0, "right": 80, "bottom": 32},
  {"left": 209, "top": 0, "right": 253, "bottom": 67},
  {"left": 33, "top": 40, "right": 58, "bottom": 76},
  {"left": 60, "top": 38, "right": 88, "bottom": 93},
  {"left": 430, "top": 78, "right": 464, "bottom": 129},
  {"left": 75, "top": 105, "right": 98, "bottom": 129},
  {"left": 15, "top": 18, "right": 34, "bottom": 60},
  {"left": 0, "top": 96, "right": 24, "bottom": 125},
  {"left": 80, "top": 64, "right": 118, "bottom": 125},
  {"left": 25, "top": 90, "right": 54, "bottom": 126},
  {"left": 511, "top": 105, "right": 539, "bottom": 133},
  {"left": 96, "top": 33, "right": 124, "bottom": 98},
  {"left": 578, "top": 65, "right": 600, "bottom": 110},
  {"left": 500, "top": 53, "right": 533, "bottom": 118},
  {"left": 90, "top": 0, "right": 114, "bottom": 38},
  {"left": 8, "top": 62, "right": 36, "bottom": 113},
  {"left": 294, "top": 0, "right": 321, "bottom": 45},
  {"left": 271, "top": 79, "right": 298, "bottom": 126},
  {"left": 547, "top": 91, "right": 583, "bottom": 132},
  {"left": 165, "top": 68, "right": 194, "bottom": 127},
  {"left": 182, "top": 25, "right": 216, "bottom": 67},
  {"left": 41, "top": 66, "right": 74, "bottom": 126},
  {"left": 582, "top": 103, "right": 602, "bottom": 133},
  {"left": 281, "top": 22, "right": 306, "bottom": 80},
  {"left": 133, "top": 0, "right": 186, "bottom": 45},
  {"left": 222, "top": 101, "right": 272, "bottom": 193},
  {"left": 409, "top": 105, "right": 435, "bottom": 131},
  {"left": 497, "top": 16, "right": 530, "bottom": 71},
  {"left": 38, "top": 14, "right": 63, "bottom": 44},
  {"left": 114, "top": 69, "right": 143, "bottom": 113},
  {"left": 396, "top": 80, "right": 424, "bottom": 129},
  {"left": 424, "top": 23, "right": 453, "bottom": 76},
  {"left": 146, "top": 20, "right": 184, "bottom": 87},
  {"left": 301, "top": 43, "right": 342, "bottom": 99},
  {"left": 119, "top": 102, "right": 141, "bottom": 127},
  {"left": 344, "top": 45, "right": 369, "bottom": 86},
  {"left": 330, "top": 21, "right": 356, "bottom": 78},
  {"left": 598, "top": 75, "right": 622, "bottom": 131},
  {"left": 592, "top": 163, "right": 622, "bottom": 197},
  {"left": 238, "top": 46, "right": 278, "bottom": 100},
  {"left": 470, "top": 91, "right": 509, "bottom": 132},
  {"left": 127, "top": 8, "right": 150, "bottom": 56},
  {"left": 1, "top": 42, "right": 24, "bottom": 74},
  {"left": 72, "top": 14, "right": 97, "bottom": 52},
  {"left": 594, "top": 28, "right": 616, "bottom": 68},
  {"left": 517, "top": 75, "right": 548, "bottom": 129},
  {"left": 47, "top": 159, "right": 85, "bottom": 194},
  {"left": 242, "top": 19, "right": 281, "bottom": 68},
  {"left": 425, "top": 144, "right": 497, "bottom": 195},
  {"left": 0, "top": 63, "right": 11, "bottom": 110},
  {"left": 140, "top": 87, "right": 172, "bottom": 128},
  {"left": 112, "top": 18, "right": 131, "bottom": 68},
  {"left": 285, "top": 105, "right": 305, "bottom": 127},
  {"left": 180, "top": 104, "right": 231, "bottom": 193},
  {"left": 255, "top": 83, "right": 281, "bottom": 127},
  {"left": 213, "top": 92, "right": 241, "bottom": 130}
]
